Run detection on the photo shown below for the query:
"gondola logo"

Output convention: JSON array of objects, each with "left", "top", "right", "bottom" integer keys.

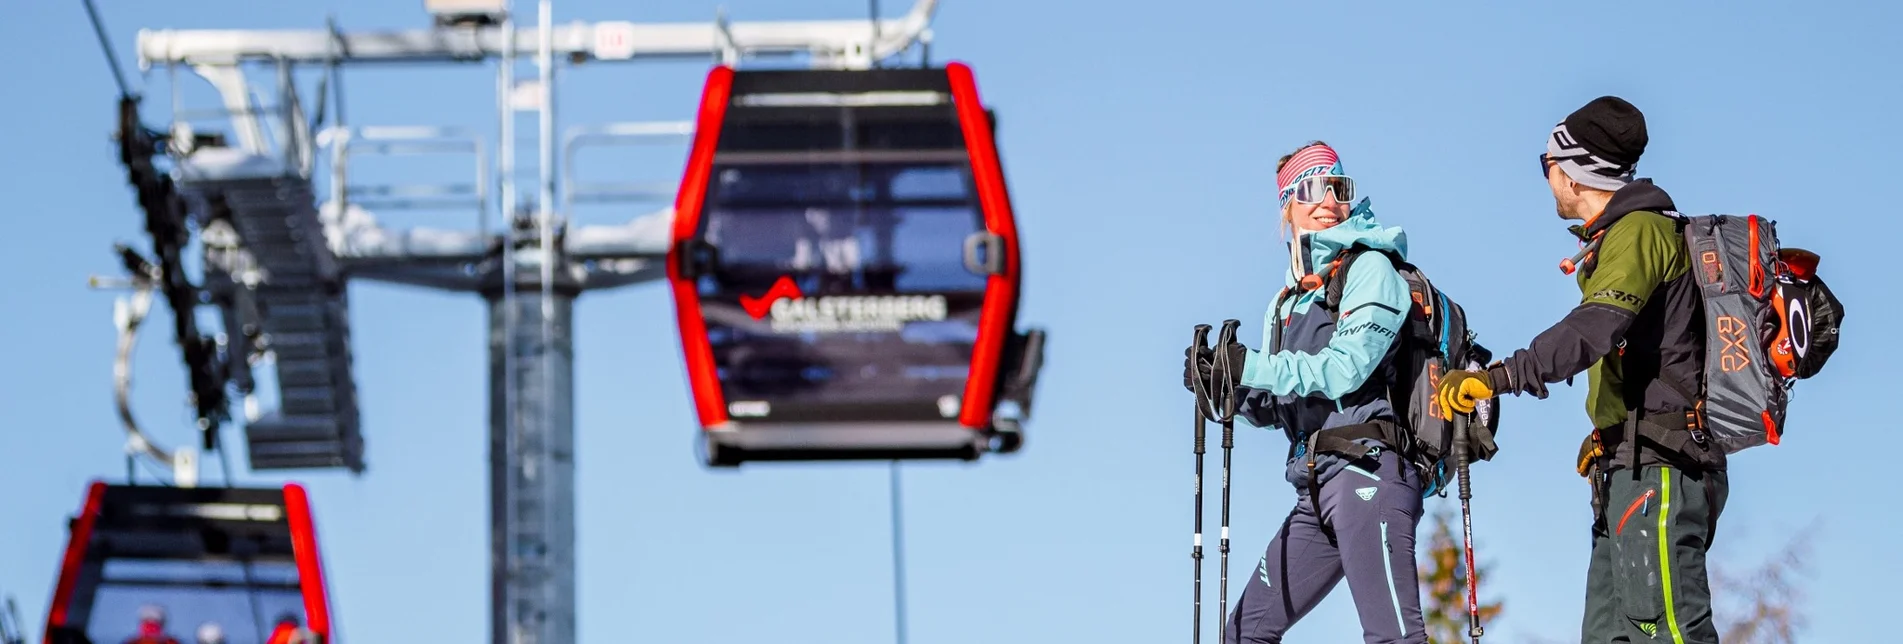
[{"left": 739, "top": 275, "right": 949, "bottom": 332}]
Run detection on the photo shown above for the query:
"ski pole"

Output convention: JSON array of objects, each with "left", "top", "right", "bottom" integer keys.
[
  {"left": 1214, "top": 319, "right": 1241, "bottom": 644},
  {"left": 1189, "top": 324, "right": 1211, "bottom": 644},
  {"left": 1453, "top": 412, "right": 1484, "bottom": 644}
]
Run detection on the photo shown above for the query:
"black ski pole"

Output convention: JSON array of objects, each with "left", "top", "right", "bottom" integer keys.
[
  {"left": 1188, "top": 324, "right": 1212, "bottom": 644},
  {"left": 1453, "top": 412, "right": 1484, "bottom": 644},
  {"left": 1214, "top": 319, "right": 1241, "bottom": 644}
]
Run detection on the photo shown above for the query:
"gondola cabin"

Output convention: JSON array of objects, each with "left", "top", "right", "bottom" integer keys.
[
  {"left": 668, "top": 62, "right": 1045, "bottom": 467},
  {"left": 42, "top": 482, "right": 334, "bottom": 644}
]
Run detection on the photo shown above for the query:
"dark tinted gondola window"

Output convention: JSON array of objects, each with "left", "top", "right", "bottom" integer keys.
[
  {"left": 698, "top": 162, "right": 987, "bottom": 299},
  {"left": 85, "top": 559, "right": 307, "bottom": 644},
  {"left": 691, "top": 153, "right": 990, "bottom": 418}
]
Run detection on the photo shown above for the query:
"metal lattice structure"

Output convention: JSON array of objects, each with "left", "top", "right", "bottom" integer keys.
[{"left": 108, "top": 2, "right": 945, "bottom": 643}]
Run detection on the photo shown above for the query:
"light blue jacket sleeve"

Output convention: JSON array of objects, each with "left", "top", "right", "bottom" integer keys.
[{"left": 1237, "top": 253, "right": 1409, "bottom": 398}]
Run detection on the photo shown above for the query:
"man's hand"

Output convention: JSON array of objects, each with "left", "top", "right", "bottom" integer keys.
[
  {"left": 1436, "top": 369, "right": 1496, "bottom": 415},
  {"left": 1576, "top": 431, "right": 1604, "bottom": 477}
]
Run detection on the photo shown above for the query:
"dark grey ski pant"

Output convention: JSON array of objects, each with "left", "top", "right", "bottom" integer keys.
[
  {"left": 1582, "top": 465, "right": 1729, "bottom": 644},
  {"left": 1225, "top": 448, "right": 1427, "bottom": 644}
]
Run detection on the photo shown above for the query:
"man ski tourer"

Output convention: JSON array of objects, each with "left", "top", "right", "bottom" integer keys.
[
  {"left": 1184, "top": 141, "right": 1428, "bottom": 643},
  {"left": 1438, "top": 96, "right": 1728, "bottom": 643}
]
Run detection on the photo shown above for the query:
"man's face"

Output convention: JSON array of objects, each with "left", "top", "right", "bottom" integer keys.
[{"left": 1544, "top": 156, "right": 1586, "bottom": 220}]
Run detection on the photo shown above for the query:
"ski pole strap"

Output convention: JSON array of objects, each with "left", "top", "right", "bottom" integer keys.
[{"left": 1214, "top": 319, "right": 1244, "bottom": 422}]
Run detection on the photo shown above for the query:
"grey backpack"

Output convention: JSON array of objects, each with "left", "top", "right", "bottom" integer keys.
[{"left": 1679, "top": 213, "right": 1844, "bottom": 454}]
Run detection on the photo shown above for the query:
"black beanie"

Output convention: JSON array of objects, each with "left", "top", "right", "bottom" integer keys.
[{"left": 1546, "top": 96, "right": 1647, "bottom": 191}]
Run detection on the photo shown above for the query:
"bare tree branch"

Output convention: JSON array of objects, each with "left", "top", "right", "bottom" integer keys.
[{"left": 1712, "top": 519, "right": 1818, "bottom": 644}]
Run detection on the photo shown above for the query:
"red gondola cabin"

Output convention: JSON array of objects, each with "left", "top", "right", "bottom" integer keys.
[
  {"left": 668, "top": 62, "right": 1045, "bottom": 467},
  {"left": 43, "top": 482, "right": 335, "bottom": 644}
]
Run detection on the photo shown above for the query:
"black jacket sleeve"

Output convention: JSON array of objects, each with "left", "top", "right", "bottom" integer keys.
[
  {"left": 1488, "top": 212, "right": 1678, "bottom": 398},
  {"left": 1489, "top": 303, "right": 1637, "bottom": 399}
]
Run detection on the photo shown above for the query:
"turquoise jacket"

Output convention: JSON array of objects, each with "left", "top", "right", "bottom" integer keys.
[{"left": 1234, "top": 198, "right": 1413, "bottom": 490}]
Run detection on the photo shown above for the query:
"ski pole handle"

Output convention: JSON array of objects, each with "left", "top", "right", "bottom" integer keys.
[
  {"left": 1216, "top": 319, "right": 1242, "bottom": 437},
  {"left": 1454, "top": 413, "right": 1472, "bottom": 501},
  {"left": 1191, "top": 324, "right": 1211, "bottom": 450}
]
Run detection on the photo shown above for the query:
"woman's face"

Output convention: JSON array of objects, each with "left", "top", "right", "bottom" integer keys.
[{"left": 1287, "top": 187, "right": 1351, "bottom": 232}]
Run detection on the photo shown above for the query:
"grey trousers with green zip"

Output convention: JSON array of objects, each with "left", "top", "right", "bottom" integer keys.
[{"left": 1583, "top": 464, "right": 1729, "bottom": 643}]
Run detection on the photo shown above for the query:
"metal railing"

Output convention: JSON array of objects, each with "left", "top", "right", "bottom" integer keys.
[
  {"left": 317, "top": 125, "right": 491, "bottom": 235},
  {"left": 560, "top": 120, "right": 694, "bottom": 214}
]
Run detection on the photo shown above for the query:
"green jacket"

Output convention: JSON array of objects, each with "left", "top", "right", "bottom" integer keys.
[{"left": 1487, "top": 179, "right": 1724, "bottom": 471}]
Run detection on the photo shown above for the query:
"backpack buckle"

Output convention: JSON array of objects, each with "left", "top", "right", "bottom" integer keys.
[{"left": 1685, "top": 409, "right": 1709, "bottom": 444}]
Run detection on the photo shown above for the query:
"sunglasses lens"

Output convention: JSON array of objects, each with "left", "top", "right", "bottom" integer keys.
[
  {"left": 1321, "top": 176, "right": 1352, "bottom": 202},
  {"left": 1294, "top": 176, "right": 1354, "bottom": 204},
  {"left": 1292, "top": 180, "right": 1318, "bottom": 203}
]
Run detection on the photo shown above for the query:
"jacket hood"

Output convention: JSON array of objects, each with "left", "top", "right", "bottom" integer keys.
[
  {"left": 1580, "top": 178, "right": 1677, "bottom": 238},
  {"left": 1288, "top": 197, "right": 1409, "bottom": 285}
]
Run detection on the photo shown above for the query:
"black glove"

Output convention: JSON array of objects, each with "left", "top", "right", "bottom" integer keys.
[
  {"left": 1217, "top": 340, "right": 1247, "bottom": 387},
  {"left": 1183, "top": 345, "right": 1212, "bottom": 393},
  {"left": 1186, "top": 337, "right": 1249, "bottom": 393}
]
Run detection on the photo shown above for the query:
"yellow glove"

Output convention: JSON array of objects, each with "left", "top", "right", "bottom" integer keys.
[
  {"left": 1436, "top": 369, "right": 1495, "bottom": 416},
  {"left": 1576, "top": 431, "right": 1604, "bottom": 477}
]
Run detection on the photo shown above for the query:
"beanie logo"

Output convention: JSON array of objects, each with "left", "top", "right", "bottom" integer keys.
[
  {"left": 1550, "top": 124, "right": 1624, "bottom": 172},
  {"left": 1547, "top": 123, "right": 1635, "bottom": 189},
  {"left": 1553, "top": 124, "right": 1580, "bottom": 150}
]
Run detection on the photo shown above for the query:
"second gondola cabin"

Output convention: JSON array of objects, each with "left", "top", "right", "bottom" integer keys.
[
  {"left": 42, "top": 482, "right": 336, "bottom": 644},
  {"left": 668, "top": 62, "right": 1045, "bottom": 467}
]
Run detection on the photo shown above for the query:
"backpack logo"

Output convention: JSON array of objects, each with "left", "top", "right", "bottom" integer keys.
[
  {"left": 1787, "top": 297, "right": 1812, "bottom": 358},
  {"left": 1356, "top": 487, "right": 1378, "bottom": 501},
  {"left": 1716, "top": 315, "right": 1752, "bottom": 372},
  {"left": 1426, "top": 362, "right": 1447, "bottom": 421},
  {"left": 1699, "top": 250, "right": 1723, "bottom": 284}
]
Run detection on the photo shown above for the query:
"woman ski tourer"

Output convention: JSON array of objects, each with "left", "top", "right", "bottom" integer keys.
[{"left": 1185, "top": 141, "right": 1426, "bottom": 643}]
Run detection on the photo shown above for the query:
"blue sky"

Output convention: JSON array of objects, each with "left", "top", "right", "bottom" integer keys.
[{"left": 3, "top": 1, "right": 1899, "bottom": 642}]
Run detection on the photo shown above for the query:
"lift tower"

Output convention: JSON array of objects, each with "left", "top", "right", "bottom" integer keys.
[{"left": 115, "top": 2, "right": 944, "bottom": 643}]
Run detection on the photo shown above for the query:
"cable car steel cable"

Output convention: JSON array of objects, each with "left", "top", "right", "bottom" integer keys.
[{"left": 80, "top": 0, "right": 134, "bottom": 100}]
